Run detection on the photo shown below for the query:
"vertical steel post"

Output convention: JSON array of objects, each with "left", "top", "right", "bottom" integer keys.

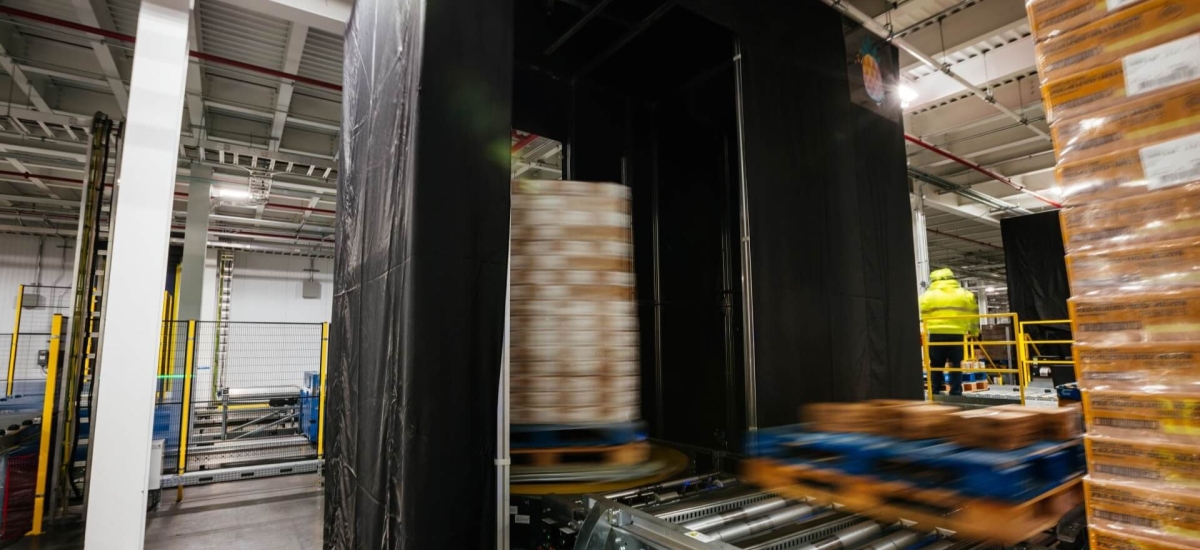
[
  {"left": 317, "top": 322, "right": 329, "bottom": 458},
  {"left": 733, "top": 40, "right": 758, "bottom": 432},
  {"left": 28, "top": 314, "right": 63, "bottom": 536},
  {"left": 176, "top": 321, "right": 196, "bottom": 502},
  {"left": 7, "top": 284, "right": 24, "bottom": 396},
  {"left": 921, "top": 320, "right": 933, "bottom": 402}
]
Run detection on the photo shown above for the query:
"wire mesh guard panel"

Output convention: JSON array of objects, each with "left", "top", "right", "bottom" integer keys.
[
  {"left": 182, "top": 322, "right": 323, "bottom": 473},
  {"left": 0, "top": 335, "right": 9, "bottom": 395},
  {"left": 510, "top": 180, "right": 641, "bottom": 425},
  {"left": 15, "top": 286, "right": 71, "bottom": 336},
  {"left": 9, "top": 334, "right": 51, "bottom": 397},
  {"left": 0, "top": 449, "right": 38, "bottom": 543},
  {"left": 153, "top": 321, "right": 191, "bottom": 476}
]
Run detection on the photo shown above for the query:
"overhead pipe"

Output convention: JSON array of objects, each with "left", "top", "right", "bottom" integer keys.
[
  {"left": 905, "top": 134, "right": 1061, "bottom": 208},
  {"left": 926, "top": 227, "right": 1002, "bottom": 250},
  {"left": 0, "top": 6, "right": 342, "bottom": 92},
  {"left": 817, "top": 0, "right": 1049, "bottom": 140},
  {"left": 511, "top": 132, "right": 540, "bottom": 154}
]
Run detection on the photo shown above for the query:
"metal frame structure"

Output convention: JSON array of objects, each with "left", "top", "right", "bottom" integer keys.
[
  {"left": 29, "top": 314, "right": 63, "bottom": 536},
  {"left": 5, "top": 284, "right": 22, "bottom": 396},
  {"left": 922, "top": 312, "right": 1027, "bottom": 404},
  {"left": 1019, "top": 319, "right": 1075, "bottom": 379}
]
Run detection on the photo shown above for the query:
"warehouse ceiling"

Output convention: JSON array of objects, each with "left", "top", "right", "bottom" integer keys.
[{"left": 0, "top": 0, "right": 1052, "bottom": 272}]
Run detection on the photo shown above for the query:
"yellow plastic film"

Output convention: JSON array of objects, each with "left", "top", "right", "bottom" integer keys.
[
  {"left": 1086, "top": 435, "right": 1200, "bottom": 491},
  {"left": 1026, "top": 0, "right": 1152, "bottom": 43},
  {"left": 1067, "top": 237, "right": 1200, "bottom": 296},
  {"left": 1083, "top": 389, "right": 1200, "bottom": 442},
  {"left": 1085, "top": 477, "right": 1200, "bottom": 545},
  {"left": 1075, "top": 342, "right": 1200, "bottom": 391},
  {"left": 1035, "top": 0, "right": 1200, "bottom": 84},
  {"left": 1051, "top": 82, "right": 1200, "bottom": 167},
  {"left": 1059, "top": 186, "right": 1200, "bottom": 253}
]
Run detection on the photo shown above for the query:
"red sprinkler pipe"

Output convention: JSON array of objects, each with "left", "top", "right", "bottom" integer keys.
[
  {"left": 0, "top": 6, "right": 342, "bottom": 93},
  {"left": 511, "top": 132, "right": 540, "bottom": 153},
  {"left": 905, "top": 134, "right": 1061, "bottom": 208}
]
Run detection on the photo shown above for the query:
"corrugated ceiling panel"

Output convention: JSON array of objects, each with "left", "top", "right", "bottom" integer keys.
[
  {"left": 298, "top": 28, "right": 342, "bottom": 86},
  {"left": 197, "top": 0, "right": 290, "bottom": 71},
  {"left": 105, "top": 0, "right": 141, "bottom": 36}
]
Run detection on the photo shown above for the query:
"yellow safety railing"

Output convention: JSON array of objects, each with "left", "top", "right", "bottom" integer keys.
[
  {"left": 922, "top": 312, "right": 1028, "bottom": 405},
  {"left": 7, "top": 284, "right": 23, "bottom": 396},
  {"left": 1018, "top": 318, "right": 1074, "bottom": 385},
  {"left": 29, "top": 314, "right": 63, "bottom": 536},
  {"left": 176, "top": 320, "right": 197, "bottom": 503},
  {"left": 318, "top": 322, "right": 329, "bottom": 459}
]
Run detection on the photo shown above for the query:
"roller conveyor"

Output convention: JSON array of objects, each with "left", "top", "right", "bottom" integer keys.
[
  {"left": 705, "top": 502, "right": 818, "bottom": 542},
  {"left": 791, "top": 521, "right": 883, "bottom": 550},
  {"left": 681, "top": 497, "right": 788, "bottom": 531}
]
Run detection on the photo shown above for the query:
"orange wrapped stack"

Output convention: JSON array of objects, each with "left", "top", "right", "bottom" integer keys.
[{"left": 1030, "top": 0, "right": 1200, "bottom": 546}]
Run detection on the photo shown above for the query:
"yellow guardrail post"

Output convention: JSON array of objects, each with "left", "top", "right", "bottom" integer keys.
[
  {"left": 176, "top": 320, "right": 197, "bottom": 503},
  {"left": 921, "top": 323, "right": 933, "bottom": 402},
  {"left": 29, "top": 314, "right": 63, "bottom": 536},
  {"left": 924, "top": 312, "right": 1026, "bottom": 403},
  {"left": 318, "top": 322, "right": 329, "bottom": 459},
  {"left": 7, "top": 284, "right": 24, "bottom": 396}
]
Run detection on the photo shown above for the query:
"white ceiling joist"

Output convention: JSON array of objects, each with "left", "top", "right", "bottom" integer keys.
[
  {"left": 271, "top": 23, "right": 309, "bottom": 152},
  {"left": 906, "top": 36, "right": 1036, "bottom": 111},
  {"left": 210, "top": 0, "right": 350, "bottom": 35},
  {"left": 69, "top": 0, "right": 131, "bottom": 116}
]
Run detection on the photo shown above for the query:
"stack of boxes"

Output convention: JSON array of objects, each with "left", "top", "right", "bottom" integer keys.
[{"left": 1028, "top": 0, "right": 1200, "bottom": 546}]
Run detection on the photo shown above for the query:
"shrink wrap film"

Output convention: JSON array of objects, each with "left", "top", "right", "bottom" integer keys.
[
  {"left": 1085, "top": 478, "right": 1200, "bottom": 545},
  {"left": 951, "top": 409, "right": 1042, "bottom": 450},
  {"left": 1070, "top": 291, "right": 1200, "bottom": 344},
  {"left": 1083, "top": 389, "right": 1200, "bottom": 442},
  {"left": 1059, "top": 185, "right": 1200, "bottom": 253},
  {"left": 1091, "top": 526, "right": 1196, "bottom": 550},
  {"left": 1067, "top": 238, "right": 1200, "bottom": 295},
  {"left": 993, "top": 403, "right": 1085, "bottom": 440},
  {"left": 510, "top": 179, "right": 641, "bottom": 428},
  {"left": 1075, "top": 343, "right": 1200, "bottom": 390},
  {"left": 1087, "top": 435, "right": 1200, "bottom": 490},
  {"left": 1034, "top": 0, "right": 1200, "bottom": 83},
  {"left": 1056, "top": 146, "right": 1200, "bottom": 207},
  {"left": 1042, "top": 34, "right": 1200, "bottom": 123},
  {"left": 1051, "top": 82, "right": 1200, "bottom": 166},
  {"left": 1026, "top": 0, "right": 1152, "bottom": 42}
]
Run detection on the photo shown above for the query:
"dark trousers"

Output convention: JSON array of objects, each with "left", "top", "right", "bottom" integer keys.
[{"left": 928, "top": 333, "right": 965, "bottom": 396}]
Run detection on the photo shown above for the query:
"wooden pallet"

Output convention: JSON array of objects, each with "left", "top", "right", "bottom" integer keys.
[
  {"left": 743, "top": 458, "right": 1082, "bottom": 544},
  {"left": 962, "top": 380, "right": 990, "bottom": 392},
  {"left": 511, "top": 441, "right": 649, "bottom": 467}
]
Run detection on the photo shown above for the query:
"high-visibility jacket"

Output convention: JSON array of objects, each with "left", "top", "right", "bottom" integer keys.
[{"left": 919, "top": 275, "right": 980, "bottom": 335}]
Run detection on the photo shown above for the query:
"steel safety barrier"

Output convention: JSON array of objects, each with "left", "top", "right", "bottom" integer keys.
[
  {"left": 922, "top": 312, "right": 1028, "bottom": 405},
  {"left": 1018, "top": 319, "right": 1074, "bottom": 384}
]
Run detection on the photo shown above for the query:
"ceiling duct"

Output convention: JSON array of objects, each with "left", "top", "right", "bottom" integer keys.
[{"left": 211, "top": 170, "right": 274, "bottom": 208}]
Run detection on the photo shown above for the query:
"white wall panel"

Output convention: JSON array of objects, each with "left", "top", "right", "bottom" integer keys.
[{"left": 0, "top": 233, "right": 76, "bottom": 333}]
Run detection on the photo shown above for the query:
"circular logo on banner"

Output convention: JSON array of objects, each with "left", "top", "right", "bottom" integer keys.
[{"left": 862, "top": 53, "right": 885, "bottom": 105}]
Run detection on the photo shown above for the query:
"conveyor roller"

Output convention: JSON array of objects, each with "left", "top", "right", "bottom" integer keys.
[
  {"left": 705, "top": 502, "right": 816, "bottom": 542},
  {"left": 681, "top": 496, "right": 788, "bottom": 531},
  {"left": 793, "top": 521, "right": 883, "bottom": 550}
]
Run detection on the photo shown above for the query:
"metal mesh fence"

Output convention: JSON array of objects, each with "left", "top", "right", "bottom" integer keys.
[
  {"left": 15, "top": 285, "right": 71, "bottom": 336},
  {"left": 153, "top": 321, "right": 190, "bottom": 476},
  {"left": 8, "top": 333, "right": 51, "bottom": 397},
  {"left": 0, "top": 334, "right": 8, "bottom": 396},
  {"left": 181, "top": 322, "right": 323, "bottom": 473}
]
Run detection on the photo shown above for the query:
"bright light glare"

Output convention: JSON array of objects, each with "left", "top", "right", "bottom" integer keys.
[
  {"left": 985, "top": 286, "right": 996, "bottom": 293},
  {"left": 898, "top": 85, "right": 919, "bottom": 103},
  {"left": 213, "top": 187, "right": 251, "bottom": 200}
]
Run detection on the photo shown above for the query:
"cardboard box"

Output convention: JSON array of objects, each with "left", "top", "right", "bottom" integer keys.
[
  {"left": 802, "top": 402, "right": 878, "bottom": 433},
  {"left": 1083, "top": 389, "right": 1200, "bottom": 441},
  {"left": 1042, "top": 34, "right": 1200, "bottom": 123},
  {"left": 994, "top": 404, "right": 1084, "bottom": 440},
  {"left": 1087, "top": 436, "right": 1200, "bottom": 490},
  {"left": 1067, "top": 238, "right": 1200, "bottom": 295},
  {"left": 1060, "top": 185, "right": 1200, "bottom": 253},
  {"left": 953, "top": 409, "right": 1043, "bottom": 450},
  {"left": 1075, "top": 342, "right": 1200, "bottom": 389},
  {"left": 1056, "top": 144, "right": 1200, "bottom": 207},
  {"left": 866, "top": 399, "right": 925, "bottom": 434},
  {"left": 1085, "top": 478, "right": 1200, "bottom": 545},
  {"left": 1091, "top": 526, "right": 1196, "bottom": 550},
  {"left": 895, "top": 404, "right": 961, "bottom": 440},
  {"left": 1052, "top": 82, "right": 1200, "bottom": 166},
  {"left": 1035, "top": 0, "right": 1200, "bottom": 83},
  {"left": 1027, "top": 0, "right": 1153, "bottom": 42},
  {"left": 1070, "top": 290, "right": 1200, "bottom": 344}
]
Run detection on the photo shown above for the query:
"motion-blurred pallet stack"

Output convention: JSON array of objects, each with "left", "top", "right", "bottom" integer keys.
[
  {"left": 743, "top": 400, "right": 1085, "bottom": 543},
  {"left": 509, "top": 180, "right": 647, "bottom": 469},
  {"left": 1026, "top": 0, "right": 1200, "bottom": 547}
]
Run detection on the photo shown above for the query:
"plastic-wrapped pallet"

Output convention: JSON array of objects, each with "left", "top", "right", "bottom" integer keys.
[
  {"left": 509, "top": 180, "right": 640, "bottom": 425},
  {"left": 1029, "top": 0, "right": 1200, "bottom": 546}
]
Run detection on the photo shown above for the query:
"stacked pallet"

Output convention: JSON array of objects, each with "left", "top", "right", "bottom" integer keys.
[
  {"left": 509, "top": 180, "right": 641, "bottom": 427},
  {"left": 1027, "top": 0, "right": 1200, "bottom": 547}
]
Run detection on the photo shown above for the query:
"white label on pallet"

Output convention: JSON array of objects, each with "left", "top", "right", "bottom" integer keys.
[
  {"left": 1141, "top": 132, "right": 1200, "bottom": 190},
  {"left": 685, "top": 531, "right": 715, "bottom": 542},
  {"left": 515, "top": 515, "right": 530, "bottom": 525},
  {"left": 1124, "top": 35, "right": 1200, "bottom": 96}
]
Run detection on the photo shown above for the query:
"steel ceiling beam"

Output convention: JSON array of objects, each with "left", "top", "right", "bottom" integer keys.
[
  {"left": 210, "top": 0, "right": 350, "bottom": 35},
  {"left": 68, "top": 0, "right": 130, "bottom": 115},
  {"left": 818, "top": 0, "right": 1049, "bottom": 141}
]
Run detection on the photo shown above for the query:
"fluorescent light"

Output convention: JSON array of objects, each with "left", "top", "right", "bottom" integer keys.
[
  {"left": 212, "top": 187, "right": 251, "bottom": 200},
  {"left": 985, "top": 286, "right": 995, "bottom": 293}
]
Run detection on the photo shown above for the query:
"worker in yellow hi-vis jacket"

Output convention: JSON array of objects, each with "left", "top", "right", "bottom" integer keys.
[{"left": 919, "top": 268, "right": 980, "bottom": 396}]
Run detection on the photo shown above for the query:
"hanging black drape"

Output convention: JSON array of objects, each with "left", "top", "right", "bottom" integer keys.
[{"left": 326, "top": 0, "right": 513, "bottom": 547}]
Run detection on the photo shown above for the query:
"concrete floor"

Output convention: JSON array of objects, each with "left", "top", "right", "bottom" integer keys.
[{"left": 15, "top": 475, "right": 322, "bottom": 549}]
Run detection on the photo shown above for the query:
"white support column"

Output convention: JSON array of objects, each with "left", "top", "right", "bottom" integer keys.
[
  {"left": 910, "top": 192, "right": 931, "bottom": 292},
  {"left": 83, "top": 1, "right": 191, "bottom": 548},
  {"left": 177, "top": 162, "right": 211, "bottom": 320}
]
